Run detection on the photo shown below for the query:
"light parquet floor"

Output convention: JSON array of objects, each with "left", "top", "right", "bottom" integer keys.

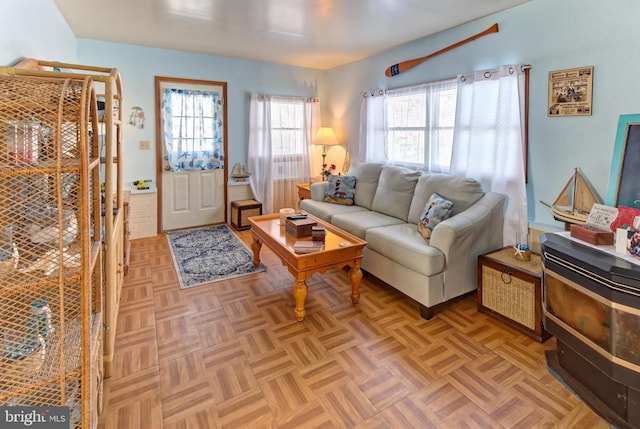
[{"left": 97, "top": 230, "right": 610, "bottom": 429}]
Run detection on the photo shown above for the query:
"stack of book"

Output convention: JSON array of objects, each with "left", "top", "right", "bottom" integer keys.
[
  {"left": 293, "top": 240, "right": 324, "bottom": 254},
  {"left": 312, "top": 226, "right": 326, "bottom": 241}
]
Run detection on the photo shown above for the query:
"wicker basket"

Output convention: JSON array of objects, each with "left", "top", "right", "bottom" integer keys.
[
  {"left": 481, "top": 265, "right": 536, "bottom": 329},
  {"left": 477, "top": 247, "right": 549, "bottom": 342}
]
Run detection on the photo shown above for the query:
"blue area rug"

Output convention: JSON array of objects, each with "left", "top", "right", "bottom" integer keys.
[{"left": 166, "top": 224, "right": 266, "bottom": 289}]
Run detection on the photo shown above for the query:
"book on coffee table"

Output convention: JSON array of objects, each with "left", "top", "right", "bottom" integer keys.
[{"left": 293, "top": 240, "right": 324, "bottom": 254}]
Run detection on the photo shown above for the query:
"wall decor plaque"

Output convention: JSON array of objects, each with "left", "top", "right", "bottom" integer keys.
[{"left": 548, "top": 66, "right": 593, "bottom": 117}]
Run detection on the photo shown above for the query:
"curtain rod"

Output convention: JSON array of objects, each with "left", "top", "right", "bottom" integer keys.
[
  {"left": 252, "top": 93, "right": 318, "bottom": 102},
  {"left": 363, "top": 75, "right": 457, "bottom": 97},
  {"left": 364, "top": 64, "right": 532, "bottom": 97}
]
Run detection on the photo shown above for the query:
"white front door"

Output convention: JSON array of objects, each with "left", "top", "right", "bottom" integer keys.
[
  {"left": 162, "top": 168, "right": 224, "bottom": 230},
  {"left": 155, "top": 77, "right": 228, "bottom": 232}
]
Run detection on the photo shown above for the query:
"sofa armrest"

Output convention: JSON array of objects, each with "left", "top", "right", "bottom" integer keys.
[
  {"left": 310, "top": 182, "right": 328, "bottom": 201},
  {"left": 429, "top": 191, "right": 506, "bottom": 299}
]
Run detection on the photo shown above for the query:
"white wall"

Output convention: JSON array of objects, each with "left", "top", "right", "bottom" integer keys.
[
  {"left": 0, "top": 0, "right": 76, "bottom": 66},
  {"left": 76, "top": 41, "right": 328, "bottom": 188},
  {"left": 327, "top": 0, "right": 640, "bottom": 229}
]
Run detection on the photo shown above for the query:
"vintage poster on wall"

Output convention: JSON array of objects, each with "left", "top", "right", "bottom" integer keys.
[{"left": 548, "top": 66, "right": 593, "bottom": 116}]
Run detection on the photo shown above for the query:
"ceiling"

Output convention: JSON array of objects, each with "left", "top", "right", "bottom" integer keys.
[{"left": 54, "top": 0, "right": 533, "bottom": 70}]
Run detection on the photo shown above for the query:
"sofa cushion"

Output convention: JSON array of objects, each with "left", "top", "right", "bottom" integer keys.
[
  {"left": 331, "top": 211, "right": 404, "bottom": 239},
  {"left": 299, "top": 199, "right": 368, "bottom": 223},
  {"left": 418, "top": 193, "right": 454, "bottom": 240},
  {"left": 408, "top": 173, "right": 485, "bottom": 224},
  {"left": 309, "top": 181, "right": 328, "bottom": 200},
  {"left": 365, "top": 223, "right": 445, "bottom": 276},
  {"left": 371, "top": 166, "right": 421, "bottom": 221},
  {"left": 347, "top": 161, "right": 383, "bottom": 209},
  {"left": 323, "top": 174, "right": 356, "bottom": 205}
]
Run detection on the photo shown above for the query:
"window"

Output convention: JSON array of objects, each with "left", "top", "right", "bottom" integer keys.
[
  {"left": 270, "top": 98, "right": 305, "bottom": 181},
  {"left": 165, "top": 89, "right": 218, "bottom": 151},
  {"left": 270, "top": 98, "right": 305, "bottom": 157},
  {"left": 385, "top": 78, "right": 457, "bottom": 172},
  {"left": 159, "top": 83, "right": 224, "bottom": 172}
]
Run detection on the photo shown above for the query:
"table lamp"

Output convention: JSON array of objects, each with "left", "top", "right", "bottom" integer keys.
[{"left": 313, "top": 127, "right": 340, "bottom": 175}]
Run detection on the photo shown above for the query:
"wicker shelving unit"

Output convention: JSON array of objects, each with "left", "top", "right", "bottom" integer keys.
[
  {"left": 11, "top": 59, "right": 126, "bottom": 382},
  {"left": 0, "top": 72, "right": 103, "bottom": 428}
]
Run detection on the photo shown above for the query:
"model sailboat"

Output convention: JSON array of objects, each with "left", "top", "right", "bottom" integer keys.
[
  {"left": 541, "top": 168, "right": 601, "bottom": 227},
  {"left": 231, "top": 162, "right": 250, "bottom": 181}
]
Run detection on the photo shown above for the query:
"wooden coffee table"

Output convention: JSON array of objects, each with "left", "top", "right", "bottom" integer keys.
[{"left": 249, "top": 213, "right": 367, "bottom": 321}]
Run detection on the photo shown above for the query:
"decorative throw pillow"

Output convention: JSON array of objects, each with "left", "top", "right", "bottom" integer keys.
[
  {"left": 323, "top": 174, "right": 356, "bottom": 205},
  {"left": 418, "top": 193, "right": 454, "bottom": 240}
]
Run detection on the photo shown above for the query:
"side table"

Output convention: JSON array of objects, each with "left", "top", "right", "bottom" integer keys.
[
  {"left": 231, "top": 199, "right": 262, "bottom": 231},
  {"left": 477, "top": 247, "right": 550, "bottom": 342},
  {"left": 296, "top": 183, "right": 311, "bottom": 208}
]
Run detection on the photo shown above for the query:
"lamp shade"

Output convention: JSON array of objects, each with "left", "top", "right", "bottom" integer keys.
[{"left": 313, "top": 127, "right": 339, "bottom": 146}]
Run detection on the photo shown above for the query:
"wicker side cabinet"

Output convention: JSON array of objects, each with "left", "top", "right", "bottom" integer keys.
[
  {"left": 477, "top": 247, "right": 550, "bottom": 342},
  {"left": 230, "top": 199, "right": 262, "bottom": 231}
]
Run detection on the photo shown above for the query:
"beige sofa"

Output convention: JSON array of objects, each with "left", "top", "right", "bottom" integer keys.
[{"left": 300, "top": 162, "right": 505, "bottom": 319}]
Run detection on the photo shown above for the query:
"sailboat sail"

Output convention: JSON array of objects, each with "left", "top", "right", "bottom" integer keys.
[
  {"left": 573, "top": 172, "right": 600, "bottom": 213},
  {"left": 553, "top": 176, "right": 573, "bottom": 210},
  {"left": 541, "top": 168, "right": 601, "bottom": 226}
]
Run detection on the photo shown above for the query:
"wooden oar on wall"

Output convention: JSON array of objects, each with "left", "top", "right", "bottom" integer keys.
[{"left": 385, "top": 23, "right": 499, "bottom": 77}]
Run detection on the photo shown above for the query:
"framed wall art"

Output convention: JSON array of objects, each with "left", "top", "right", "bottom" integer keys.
[
  {"left": 548, "top": 66, "right": 593, "bottom": 117},
  {"left": 606, "top": 114, "right": 640, "bottom": 208}
]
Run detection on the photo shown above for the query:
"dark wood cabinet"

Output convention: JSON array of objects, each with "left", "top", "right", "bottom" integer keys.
[{"left": 542, "top": 232, "right": 640, "bottom": 429}]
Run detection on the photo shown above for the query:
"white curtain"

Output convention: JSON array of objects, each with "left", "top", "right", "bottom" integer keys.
[
  {"left": 359, "top": 90, "right": 386, "bottom": 163},
  {"left": 161, "top": 88, "right": 224, "bottom": 171},
  {"left": 450, "top": 65, "right": 528, "bottom": 246},
  {"left": 248, "top": 94, "right": 320, "bottom": 214},
  {"left": 248, "top": 93, "right": 273, "bottom": 213}
]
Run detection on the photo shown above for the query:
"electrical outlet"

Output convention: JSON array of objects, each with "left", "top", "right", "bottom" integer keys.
[{"left": 139, "top": 140, "right": 150, "bottom": 150}]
